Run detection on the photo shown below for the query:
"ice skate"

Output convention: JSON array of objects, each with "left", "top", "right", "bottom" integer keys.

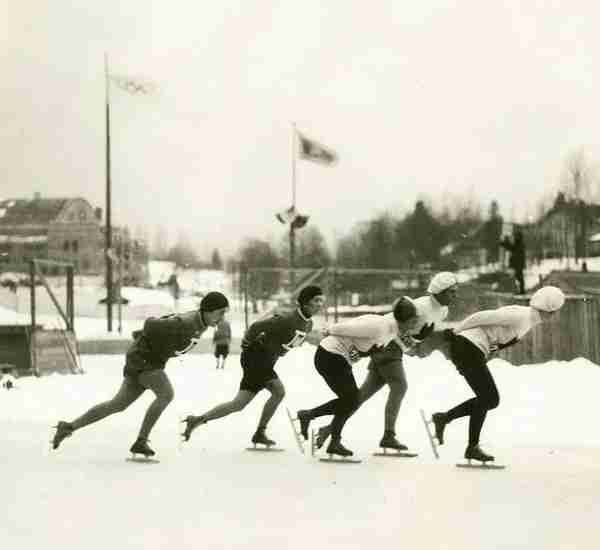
[
  {"left": 180, "top": 415, "right": 206, "bottom": 442},
  {"left": 431, "top": 412, "right": 448, "bottom": 445},
  {"left": 126, "top": 438, "right": 159, "bottom": 463},
  {"left": 52, "top": 421, "right": 74, "bottom": 450},
  {"left": 320, "top": 438, "right": 361, "bottom": 463},
  {"left": 246, "top": 428, "right": 283, "bottom": 452},
  {"left": 379, "top": 431, "right": 409, "bottom": 451},
  {"left": 457, "top": 445, "right": 505, "bottom": 470},
  {"left": 464, "top": 444, "right": 494, "bottom": 462},
  {"left": 373, "top": 431, "right": 418, "bottom": 458},
  {"left": 296, "top": 409, "right": 312, "bottom": 440}
]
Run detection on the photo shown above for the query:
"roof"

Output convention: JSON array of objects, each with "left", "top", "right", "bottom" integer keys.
[{"left": 0, "top": 198, "right": 69, "bottom": 226}]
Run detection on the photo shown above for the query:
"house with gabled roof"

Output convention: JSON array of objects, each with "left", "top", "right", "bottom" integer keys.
[{"left": 0, "top": 193, "right": 102, "bottom": 272}]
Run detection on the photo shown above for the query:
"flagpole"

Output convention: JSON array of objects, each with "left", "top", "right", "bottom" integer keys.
[
  {"left": 290, "top": 123, "right": 297, "bottom": 289},
  {"left": 105, "top": 52, "right": 113, "bottom": 332}
]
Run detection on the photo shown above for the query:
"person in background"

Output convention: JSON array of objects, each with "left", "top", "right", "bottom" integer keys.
[
  {"left": 501, "top": 227, "right": 526, "bottom": 295},
  {"left": 213, "top": 318, "right": 232, "bottom": 369}
]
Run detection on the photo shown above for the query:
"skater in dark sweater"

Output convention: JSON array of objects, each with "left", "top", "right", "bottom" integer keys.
[
  {"left": 296, "top": 297, "right": 419, "bottom": 458},
  {"left": 431, "top": 286, "right": 565, "bottom": 463},
  {"left": 52, "top": 292, "right": 230, "bottom": 457},
  {"left": 181, "top": 286, "right": 325, "bottom": 447}
]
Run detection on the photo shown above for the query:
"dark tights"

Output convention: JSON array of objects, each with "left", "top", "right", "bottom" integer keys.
[
  {"left": 307, "top": 347, "right": 360, "bottom": 440},
  {"left": 445, "top": 336, "right": 500, "bottom": 446}
]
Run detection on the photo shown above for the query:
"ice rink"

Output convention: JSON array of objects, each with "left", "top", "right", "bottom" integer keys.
[{"left": 2, "top": 345, "right": 599, "bottom": 549}]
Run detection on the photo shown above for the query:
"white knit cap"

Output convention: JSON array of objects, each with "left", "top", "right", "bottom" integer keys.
[
  {"left": 427, "top": 272, "right": 458, "bottom": 295},
  {"left": 530, "top": 286, "right": 565, "bottom": 312}
]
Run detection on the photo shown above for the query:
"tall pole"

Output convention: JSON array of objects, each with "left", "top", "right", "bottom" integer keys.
[
  {"left": 105, "top": 53, "right": 113, "bottom": 332},
  {"left": 290, "top": 123, "right": 297, "bottom": 289}
]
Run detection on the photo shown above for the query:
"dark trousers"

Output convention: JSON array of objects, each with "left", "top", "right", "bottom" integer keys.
[
  {"left": 514, "top": 268, "right": 525, "bottom": 294},
  {"left": 309, "top": 347, "right": 360, "bottom": 440},
  {"left": 445, "top": 336, "right": 500, "bottom": 446}
]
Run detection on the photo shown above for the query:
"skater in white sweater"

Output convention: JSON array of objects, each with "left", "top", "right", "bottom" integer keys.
[{"left": 431, "top": 286, "right": 565, "bottom": 463}]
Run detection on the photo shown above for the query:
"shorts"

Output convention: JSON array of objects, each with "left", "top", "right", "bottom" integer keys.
[
  {"left": 214, "top": 343, "right": 230, "bottom": 358},
  {"left": 367, "top": 344, "right": 405, "bottom": 384},
  {"left": 123, "top": 349, "right": 166, "bottom": 378},
  {"left": 239, "top": 350, "right": 278, "bottom": 394}
]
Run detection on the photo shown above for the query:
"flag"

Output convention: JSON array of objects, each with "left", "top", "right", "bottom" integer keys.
[
  {"left": 297, "top": 131, "right": 338, "bottom": 166},
  {"left": 291, "top": 214, "right": 309, "bottom": 229},
  {"left": 110, "top": 74, "right": 158, "bottom": 95},
  {"left": 276, "top": 206, "right": 298, "bottom": 224}
]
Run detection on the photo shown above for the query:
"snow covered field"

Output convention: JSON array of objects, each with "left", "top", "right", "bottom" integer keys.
[{"left": 1, "top": 346, "right": 599, "bottom": 550}]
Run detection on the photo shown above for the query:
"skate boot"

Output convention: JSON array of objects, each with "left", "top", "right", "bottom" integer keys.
[
  {"left": 326, "top": 438, "right": 354, "bottom": 457},
  {"left": 129, "top": 438, "right": 155, "bottom": 457},
  {"left": 296, "top": 410, "right": 312, "bottom": 441},
  {"left": 379, "top": 430, "right": 409, "bottom": 451},
  {"left": 180, "top": 415, "right": 206, "bottom": 442},
  {"left": 52, "top": 421, "right": 74, "bottom": 450},
  {"left": 431, "top": 412, "right": 448, "bottom": 445},
  {"left": 251, "top": 428, "right": 276, "bottom": 447},
  {"left": 464, "top": 444, "right": 495, "bottom": 463},
  {"left": 315, "top": 425, "right": 332, "bottom": 450}
]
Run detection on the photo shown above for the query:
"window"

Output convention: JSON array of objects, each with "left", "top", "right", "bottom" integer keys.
[
  {"left": 72, "top": 240, "right": 79, "bottom": 253},
  {"left": 63, "top": 241, "right": 69, "bottom": 252}
]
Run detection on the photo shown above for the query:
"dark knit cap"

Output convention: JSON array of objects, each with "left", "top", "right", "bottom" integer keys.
[
  {"left": 297, "top": 285, "right": 324, "bottom": 305},
  {"left": 200, "top": 291, "right": 229, "bottom": 312},
  {"left": 393, "top": 296, "right": 417, "bottom": 323}
]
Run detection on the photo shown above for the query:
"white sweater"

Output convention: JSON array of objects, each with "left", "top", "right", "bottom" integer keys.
[
  {"left": 454, "top": 305, "right": 542, "bottom": 357},
  {"left": 320, "top": 314, "right": 401, "bottom": 365}
]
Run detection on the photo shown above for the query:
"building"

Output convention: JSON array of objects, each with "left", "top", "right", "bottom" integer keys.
[
  {"left": 0, "top": 194, "right": 149, "bottom": 280},
  {"left": 530, "top": 194, "right": 600, "bottom": 260}
]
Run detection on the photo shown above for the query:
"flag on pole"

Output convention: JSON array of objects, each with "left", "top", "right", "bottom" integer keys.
[
  {"left": 297, "top": 131, "right": 338, "bottom": 166},
  {"left": 276, "top": 206, "right": 298, "bottom": 224},
  {"left": 110, "top": 74, "right": 158, "bottom": 95}
]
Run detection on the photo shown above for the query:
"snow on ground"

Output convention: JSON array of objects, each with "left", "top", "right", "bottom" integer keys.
[{"left": 1, "top": 347, "right": 599, "bottom": 550}]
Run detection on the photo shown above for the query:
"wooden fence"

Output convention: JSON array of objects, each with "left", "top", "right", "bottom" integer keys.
[{"left": 442, "top": 290, "right": 600, "bottom": 366}]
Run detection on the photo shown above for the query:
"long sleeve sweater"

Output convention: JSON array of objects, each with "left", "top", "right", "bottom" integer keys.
[
  {"left": 319, "top": 314, "right": 401, "bottom": 365},
  {"left": 454, "top": 305, "right": 542, "bottom": 357}
]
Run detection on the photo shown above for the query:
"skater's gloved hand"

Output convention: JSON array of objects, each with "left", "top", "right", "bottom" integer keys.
[
  {"left": 442, "top": 328, "right": 455, "bottom": 341},
  {"left": 414, "top": 322, "right": 434, "bottom": 342}
]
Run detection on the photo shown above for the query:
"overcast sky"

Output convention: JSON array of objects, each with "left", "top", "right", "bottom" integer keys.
[{"left": 2, "top": 2, "right": 600, "bottom": 258}]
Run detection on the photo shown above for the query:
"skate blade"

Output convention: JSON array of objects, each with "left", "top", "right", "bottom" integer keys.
[
  {"left": 373, "top": 451, "right": 418, "bottom": 458},
  {"left": 456, "top": 462, "right": 505, "bottom": 470},
  {"left": 126, "top": 456, "right": 160, "bottom": 464},
  {"left": 245, "top": 446, "right": 285, "bottom": 452},
  {"left": 285, "top": 407, "right": 306, "bottom": 455},
  {"left": 319, "top": 456, "right": 362, "bottom": 464},
  {"left": 420, "top": 408, "right": 440, "bottom": 459}
]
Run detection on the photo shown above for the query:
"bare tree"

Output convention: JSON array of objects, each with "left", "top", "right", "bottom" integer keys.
[{"left": 560, "top": 148, "right": 598, "bottom": 260}]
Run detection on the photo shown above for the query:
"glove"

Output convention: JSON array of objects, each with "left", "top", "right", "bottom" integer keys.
[
  {"left": 442, "top": 328, "right": 455, "bottom": 341},
  {"left": 413, "top": 322, "right": 434, "bottom": 342}
]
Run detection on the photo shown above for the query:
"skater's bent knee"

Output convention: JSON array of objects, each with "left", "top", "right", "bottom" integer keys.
[
  {"left": 388, "top": 380, "right": 407, "bottom": 399},
  {"left": 487, "top": 394, "right": 500, "bottom": 410}
]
